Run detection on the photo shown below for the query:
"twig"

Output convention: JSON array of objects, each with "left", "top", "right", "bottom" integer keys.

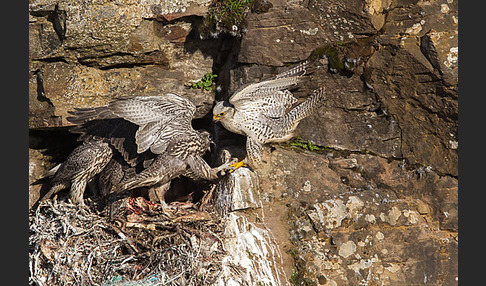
[
  {"left": 108, "top": 224, "right": 140, "bottom": 253},
  {"left": 199, "top": 184, "right": 217, "bottom": 211},
  {"left": 125, "top": 221, "right": 156, "bottom": 230}
]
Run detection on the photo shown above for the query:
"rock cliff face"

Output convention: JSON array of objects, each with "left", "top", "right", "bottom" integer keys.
[{"left": 29, "top": 0, "right": 457, "bottom": 285}]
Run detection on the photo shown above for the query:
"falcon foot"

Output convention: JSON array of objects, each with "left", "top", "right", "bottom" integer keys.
[
  {"left": 215, "top": 158, "right": 240, "bottom": 176},
  {"left": 228, "top": 161, "right": 247, "bottom": 173}
]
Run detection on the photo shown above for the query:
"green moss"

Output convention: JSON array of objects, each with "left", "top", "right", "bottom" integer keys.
[
  {"left": 200, "top": 0, "right": 254, "bottom": 38},
  {"left": 311, "top": 44, "right": 345, "bottom": 72},
  {"left": 220, "top": 0, "right": 253, "bottom": 26},
  {"left": 287, "top": 254, "right": 318, "bottom": 286},
  {"left": 290, "top": 136, "right": 321, "bottom": 152},
  {"left": 282, "top": 137, "right": 352, "bottom": 159},
  {"left": 289, "top": 269, "right": 301, "bottom": 285}
]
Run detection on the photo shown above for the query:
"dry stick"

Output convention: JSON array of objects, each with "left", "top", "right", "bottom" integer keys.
[
  {"left": 108, "top": 224, "right": 140, "bottom": 253},
  {"left": 207, "top": 228, "right": 226, "bottom": 252},
  {"left": 198, "top": 184, "right": 217, "bottom": 211},
  {"left": 86, "top": 250, "right": 100, "bottom": 286},
  {"left": 165, "top": 271, "right": 185, "bottom": 285}
]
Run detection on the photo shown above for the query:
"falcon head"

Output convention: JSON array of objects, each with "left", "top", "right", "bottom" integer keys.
[
  {"left": 212, "top": 101, "right": 235, "bottom": 122},
  {"left": 197, "top": 130, "right": 213, "bottom": 153}
]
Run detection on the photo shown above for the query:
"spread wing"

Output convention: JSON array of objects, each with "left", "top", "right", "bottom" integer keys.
[
  {"left": 239, "top": 90, "right": 298, "bottom": 119},
  {"left": 68, "top": 94, "right": 197, "bottom": 166},
  {"left": 228, "top": 61, "right": 308, "bottom": 106}
]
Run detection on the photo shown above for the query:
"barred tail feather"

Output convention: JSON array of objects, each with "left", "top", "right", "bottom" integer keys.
[
  {"left": 287, "top": 87, "right": 325, "bottom": 123},
  {"left": 274, "top": 61, "right": 309, "bottom": 79}
]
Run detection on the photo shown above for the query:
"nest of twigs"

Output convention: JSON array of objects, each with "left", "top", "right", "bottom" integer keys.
[{"left": 29, "top": 188, "right": 227, "bottom": 286}]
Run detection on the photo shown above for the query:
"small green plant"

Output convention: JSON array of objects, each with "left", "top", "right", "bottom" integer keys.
[
  {"left": 220, "top": 0, "right": 254, "bottom": 26},
  {"left": 200, "top": 0, "right": 254, "bottom": 38},
  {"left": 290, "top": 136, "right": 321, "bottom": 152},
  {"left": 289, "top": 269, "right": 301, "bottom": 285},
  {"left": 190, "top": 72, "right": 218, "bottom": 91}
]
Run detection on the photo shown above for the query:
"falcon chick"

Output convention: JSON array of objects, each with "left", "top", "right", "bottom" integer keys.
[
  {"left": 99, "top": 130, "right": 234, "bottom": 203},
  {"left": 213, "top": 62, "right": 325, "bottom": 168},
  {"left": 40, "top": 137, "right": 113, "bottom": 204},
  {"left": 42, "top": 93, "right": 234, "bottom": 205}
]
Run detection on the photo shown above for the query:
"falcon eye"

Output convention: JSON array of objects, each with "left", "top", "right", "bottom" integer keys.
[{"left": 219, "top": 112, "right": 225, "bottom": 116}]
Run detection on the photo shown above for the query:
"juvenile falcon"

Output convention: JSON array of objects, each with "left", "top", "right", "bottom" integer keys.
[
  {"left": 213, "top": 62, "right": 326, "bottom": 167},
  {"left": 40, "top": 137, "right": 113, "bottom": 204},
  {"left": 41, "top": 93, "right": 234, "bottom": 205},
  {"left": 98, "top": 130, "right": 234, "bottom": 203}
]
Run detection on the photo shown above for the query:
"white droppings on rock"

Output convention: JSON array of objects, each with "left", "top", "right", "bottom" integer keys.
[
  {"left": 215, "top": 167, "right": 260, "bottom": 215},
  {"left": 217, "top": 213, "right": 285, "bottom": 286}
]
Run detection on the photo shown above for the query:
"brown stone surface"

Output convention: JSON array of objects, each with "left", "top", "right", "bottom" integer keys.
[{"left": 254, "top": 146, "right": 458, "bottom": 285}]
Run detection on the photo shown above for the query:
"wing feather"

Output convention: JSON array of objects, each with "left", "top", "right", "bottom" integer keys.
[
  {"left": 229, "top": 77, "right": 300, "bottom": 105},
  {"left": 237, "top": 90, "right": 298, "bottom": 119},
  {"left": 67, "top": 94, "right": 198, "bottom": 166},
  {"left": 229, "top": 61, "right": 309, "bottom": 106},
  {"left": 108, "top": 94, "right": 195, "bottom": 128}
]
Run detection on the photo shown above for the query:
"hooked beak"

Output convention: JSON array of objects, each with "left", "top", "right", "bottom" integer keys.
[
  {"left": 209, "top": 139, "right": 216, "bottom": 152},
  {"left": 213, "top": 114, "right": 222, "bottom": 122}
]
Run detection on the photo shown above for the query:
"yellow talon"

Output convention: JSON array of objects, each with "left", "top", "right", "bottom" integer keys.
[{"left": 229, "top": 161, "right": 247, "bottom": 172}]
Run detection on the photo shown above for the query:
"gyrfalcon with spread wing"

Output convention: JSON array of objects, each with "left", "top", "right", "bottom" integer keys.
[{"left": 212, "top": 62, "right": 325, "bottom": 168}]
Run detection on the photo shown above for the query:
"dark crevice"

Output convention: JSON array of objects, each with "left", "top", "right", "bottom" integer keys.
[
  {"left": 29, "top": 127, "right": 81, "bottom": 165},
  {"left": 77, "top": 52, "right": 158, "bottom": 70},
  {"left": 34, "top": 57, "right": 69, "bottom": 64},
  {"left": 97, "top": 62, "right": 157, "bottom": 70},
  {"left": 47, "top": 4, "right": 67, "bottom": 42},
  {"left": 35, "top": 69, "right": 54, "bottom": 107},
  {"left": 407, "top": 94, "right": 458, "bottom": 123},
  {"left": 367, "top": 87, "right": 405, "bottom": 159}
]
